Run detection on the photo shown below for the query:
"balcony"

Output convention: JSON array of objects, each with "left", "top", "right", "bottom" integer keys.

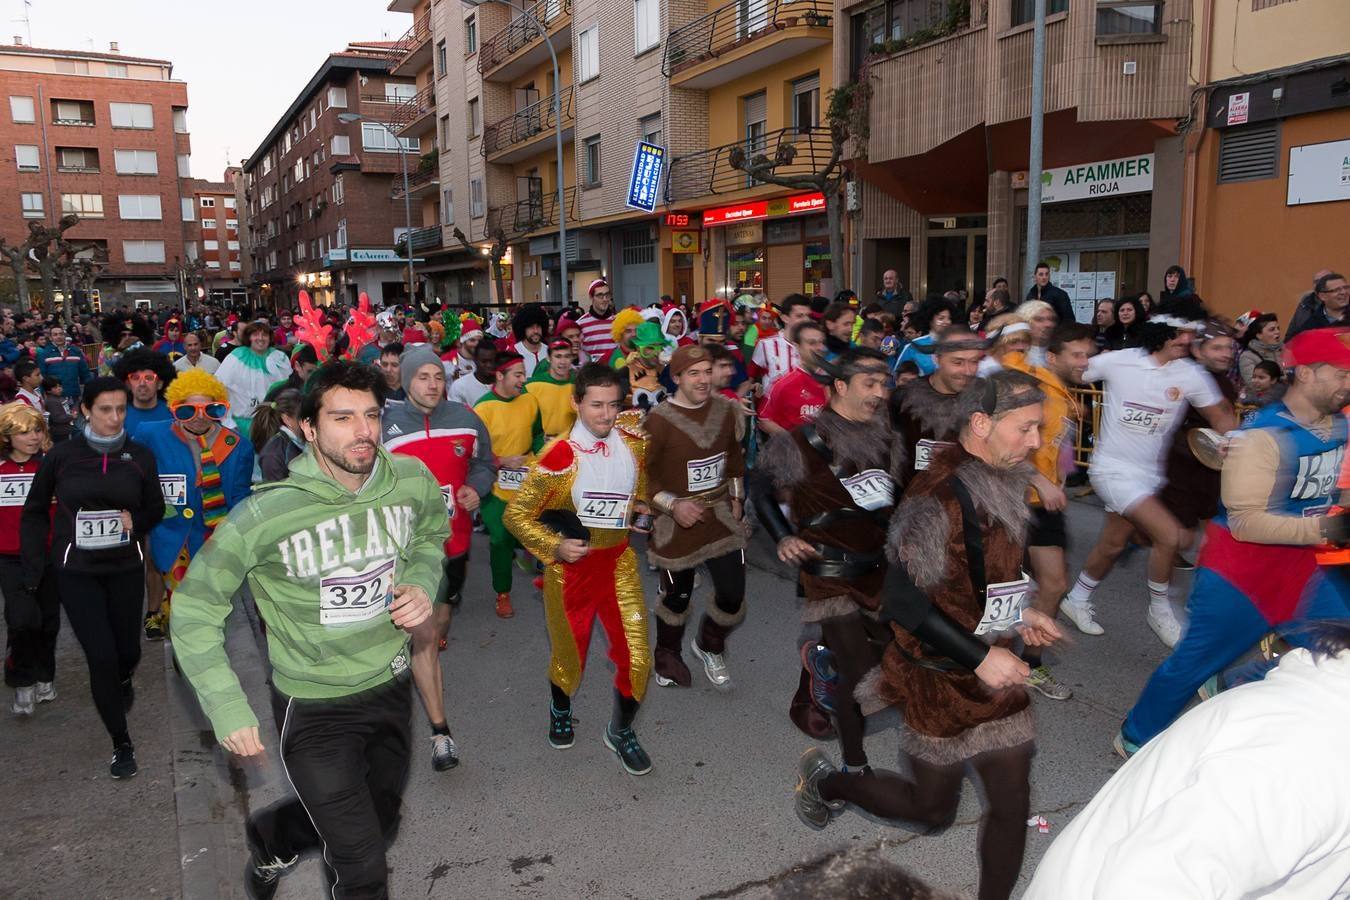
[
  {"left": 477, "top": 0, "right": 572, "bottom": 83},
  {"left": 665, "top": 126, "right": 834, "bottom": 203},
  {"left": 484, "top": 186, "right": 577, "bottom": 242},
  {"left": 662, "top": 0, "right": 831, "bottom": 89},
  {"left": 482, "top": 85, "right": 574, "bottom": 164},
  {"left": 396, "top": 225, "right": 444, "bottom": 254},
  {"left": 359, "top": 92, "right": 406, "bottom": 123},
  {"left": 391, "top": 162, "right": 440, "bottom": 200},
  {"left": 390, "top": 83, "right": 436, "bottom": 137},
  {"left": 389, "top": 11, "right": 433, "bottom": 76}
]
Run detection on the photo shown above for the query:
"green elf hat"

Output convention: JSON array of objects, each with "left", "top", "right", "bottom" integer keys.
[{"left": 633, "top": 320, "right": 672, "bottom": 349}]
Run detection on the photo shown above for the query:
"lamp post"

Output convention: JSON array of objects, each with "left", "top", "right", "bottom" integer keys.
[
  {"left": 461, "top": 0, "right": 568, "bottom": 306},
  {"left": 337, "top": 112, "right": 417, "bottom": 306}
]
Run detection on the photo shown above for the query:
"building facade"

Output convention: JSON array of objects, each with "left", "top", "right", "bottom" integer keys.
[
  {"left": 190, "top": 171, "right": 247, "bottom": 303},
  {"left": 0, "top": 40, "right": 193, "bottom": 311},
  {"left": 242, "top": 42, "right": 419, "bottom": 311}
]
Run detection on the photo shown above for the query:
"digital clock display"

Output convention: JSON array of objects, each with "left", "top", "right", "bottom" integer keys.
[{"left": 664, "top": 212, "right": 691, "bottom": 227}]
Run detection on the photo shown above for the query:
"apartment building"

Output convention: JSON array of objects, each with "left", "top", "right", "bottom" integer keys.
[
  {"left": 1184, "top": 0, "right": 1350, "bottom": 321},
  {"left": 0, "top": 40, "right": 192, "bottom": 309},
  {"left": 189, "top": 171, "right": 247, "bottom": 303},
  {"left": 242, "top": 42, "right": 419, "bottom": 310},
  {"left": 838, "top": 0, "right": 1195, "bottom": 310}
]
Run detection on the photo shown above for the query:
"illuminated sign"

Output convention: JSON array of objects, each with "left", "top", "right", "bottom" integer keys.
[
  {"left": 702, "top": 191, "right": 826, "bottom": 226},
  {"left": 625, "top": 141, "right": 667, "bottom": 213},
  {"left": 664, "top": 211, "right": 694, "bottom": 227}
]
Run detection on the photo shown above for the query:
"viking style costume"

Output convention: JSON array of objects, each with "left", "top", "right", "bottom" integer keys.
[
  {"left": 890, "top": 375, "right": 966, "bottom": 488},
  {"left": 647, "top": 388, "right": 747, "bottom": 689}
]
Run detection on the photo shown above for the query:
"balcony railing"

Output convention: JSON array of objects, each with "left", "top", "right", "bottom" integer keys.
[
  {"left": 390, "top": 83, "right": 436, "bottom": 131},
  {"left": 484, "top": 186, "right": 577, "bottom": 242},
  {"left": 482, "top": 86, "right": 574, "bottom": 158},
  {"left": 396, "top": 225, "right": 443, "bottom": 254},
  {"left": 477, "top": 0, "right": 571, "bottom": 75},
  {"left": 663, "top": 0, "right": 831, "bottom": 78},
  {"left": 390, "top": 11, "right": 433, "bottom": 70},
  {"left": 665, "top": 126, "right": 835, "bottom": 202},
  {"left": 391, "top": 164, "right": 439, "bottom": 199}
]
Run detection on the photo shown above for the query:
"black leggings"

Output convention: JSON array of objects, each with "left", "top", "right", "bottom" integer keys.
[
  {"left": 819, "top": 615, "right": 889, "bottom": 768},
  {"left": 58, "top": 568, "right": 145, "bottom": 746},
  {"left": 659, "top": 548, "right": 745, "bottom": 618},
  {"left": 819, "top": 743, "right": 1034, "bottom": 900},
  {"left": 1, "top": 557, "right": 60, "bottom": 687}
]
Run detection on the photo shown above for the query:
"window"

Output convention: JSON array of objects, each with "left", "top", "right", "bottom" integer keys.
[
  {"left": 584, "top": 135, "right": 602, "bottom": 186},
  {"left": 336, "top": 218, "right": 348, "bottom": 248},
  {"left": 294, "top": 159, "right": 305, "bottom": 183},
  {"left": 328, "top": 86, "right": 347, "bottom": 108},
  {"left": 310, "top": 108, "right": 317, "bottom": 130},
  {"left": 743, "top": 91, "right": 766, "bottom": 187},
  {"left": 634, "top": 0, "right": 661, "bottom": 52},
  {"left": 105, "top": 62, "right": 128, "bottom": 78},
  {"left": 330, "top": 134, "right": 351, "bottom": 157},
  {"left": 578, "top": 27, "right": 599, "bottom": 82},
  {"left": 15, "top": 145, "right": 40, "bottom": 171},
  {"left": 63, "top": 193, "right": 104, "bottom": 218},
  {"left": 470, "top": 178, "right": 484, "bottom": 218},
  {"left": 204, "top": 240, "right": 219, "bottom": 252},
  {"left": 21, "top": 193, "right": 43, "bottom": 218},
  {"left": 177, "top": 154, "right": 191, "bottom": 177},
  {"left": 200, "top": 197, "right": 216, "bottom": 208},
  {"left": 109, "top": 102, "right": 153, "bottom": 128},
  {"left": 172, "top": 107, "right": 188, "bottom": 134},
  {"left": 53, "top": 99, "right": 95, "bottom": 125},
  {"left": 465, "top": 15, "right": 477, "bottom": 54},
  {"left": 57, "top": 147, "right": 97, "bottom": 171},
  {"left": 228, "top": 240, "right": 240, "bottom": 251},
  {"left": 443, "top": 188, "right": 455, "bottom": 224},
  {"left": 386, "top": 82, "right": 417, "bottom": 102},
  {"left": 206, "top": 260, "right": 221, "bottom": 269},
  {"left": 467, "top": 98, "right": 481, "bottom": 137},
  {"left": 229, "top": 260, "right": 242, "bottom": 271},
  {"left": 261, "top": 155, "right": 273, "bottom": 176},
  {"left": 333, "top": 175, "right": 345, "bottom": 205},
  {"left": 9, "top": 96, "right": 34, "bottom": 123},
  {"left": 1096, "top": 1, "right": 1163, "bottom": 36},
  {"left": 361, "top": 123, "right": 416, "bottom": 152},
  {"left": 123, "top": 240, "right": 166, "bottom": 264},
  {"left": 181, "top": 198, "right": 195, "bottom": 221},
  {"left": 55, "top": 59, "right": 90, "bottom": 75},
  {"left": 118, "top": 195, "right": 162, "bottom": 220},
  {"left": 114, "top": 149, "right": 158, "bottom": 174},
  {"left": 792, "top": 75, "right": 820, "bottom": 132},
  {"left": 1011, "top": 0, "right": 1068, "bottom": 26},
  {"left": 226, "top": 219, "right": 239, "bottom": 230},
  {"left": 295, "top": 241, "right": 305, "bottom": 261},
  {"left": 436, "top": 40, "right": 448, "bottom": 76},
  {"left": 202, "top": 218, "right": 217, "bottom": 230},
  {"left": 1218, "top": 122, "right": 1279, "bottom": 183},
  {"left": 224, "top": 197, "right": 236, "bottom": 210},
  {"left": 440, "top": 114, "right": 452, "bottom": 149},
  {"left": 639, "top": 113, "right": 662, "bottom": 147}
]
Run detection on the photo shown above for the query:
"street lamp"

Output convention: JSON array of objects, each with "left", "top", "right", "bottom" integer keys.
[
  {"left": 461, "top": 0, "right": 568, "bottom": 306},
  {"left": 337, "top": 112, "right": 418, "bottom": 307}
]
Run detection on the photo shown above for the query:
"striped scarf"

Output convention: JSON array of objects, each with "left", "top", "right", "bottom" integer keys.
[{"left": 197, "top": 434, "right": 227, "bottom": 530}]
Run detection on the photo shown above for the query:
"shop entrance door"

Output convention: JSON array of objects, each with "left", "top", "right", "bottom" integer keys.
[{"left": 925, "top": 232, "right": 986, "bottom": 300}]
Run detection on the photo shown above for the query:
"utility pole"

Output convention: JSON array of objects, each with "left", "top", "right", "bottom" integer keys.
[{"left": 1024, "top": 0, "right": 1047, "bottom": 294}]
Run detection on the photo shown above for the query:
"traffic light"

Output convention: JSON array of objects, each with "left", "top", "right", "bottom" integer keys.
[{"left": 91, "top": 289, "right": 101, "bottom": 313}]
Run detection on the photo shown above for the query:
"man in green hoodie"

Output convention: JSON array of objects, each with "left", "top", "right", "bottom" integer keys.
[{"left": 170, "top": 360, "right": 448, "bottom": 900}]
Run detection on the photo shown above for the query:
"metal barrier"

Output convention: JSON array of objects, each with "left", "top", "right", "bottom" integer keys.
[{"left": 1068, "top": 383, "right": 1256, "bottom": 470}]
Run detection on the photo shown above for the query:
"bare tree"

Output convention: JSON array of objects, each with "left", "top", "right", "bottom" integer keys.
[
  {"left": 0, "top": 239, "right": 30, "bottom": 311},
  {"left": 452, "top": 226, "right": 508, "bottom": 307},
  {"left": 26, "top": 216, "right": 83, "bottom": 324}
]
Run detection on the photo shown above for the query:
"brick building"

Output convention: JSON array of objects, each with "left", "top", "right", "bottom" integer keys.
[
  {"left": 242, "top": 41, "right": 420, "bottom": 311},
  {"left": 190, "top": 170, "right": 247, "bottom": 303},
  {"left": 0, "top": 40, "right": 193, "bottom": 311}
]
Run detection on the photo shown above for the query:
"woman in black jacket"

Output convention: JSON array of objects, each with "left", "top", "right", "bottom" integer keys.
[
  {"left": 1104, "top": 297, "right": 1147, "bottom": 351},
  {"left": 20, "top": 376, "right": 163, "bottom": 779},
  {"left": 250, "top": 388, "right": 305, "bottom": 482}
]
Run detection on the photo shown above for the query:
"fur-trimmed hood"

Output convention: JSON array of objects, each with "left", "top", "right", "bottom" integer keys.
[
  {"left": 894, "top": 376, "right": 967, "bottom": 440},
  {"left": 763, "top": 403, "right": 903, "bottom": 491}
]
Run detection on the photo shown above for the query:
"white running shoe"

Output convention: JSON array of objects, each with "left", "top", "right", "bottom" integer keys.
[
  {"left": 1147, "top": 605, "right": 1183, "bottom": 648},
  {"left": 34, "top": 681, "right": 56, "bottom": 703},
  {"left": 1059, "top": 597, "right": 1104, "bottom": 636},
  {"left": 12, "top": 686, "right": 35, "bottom": 716}
]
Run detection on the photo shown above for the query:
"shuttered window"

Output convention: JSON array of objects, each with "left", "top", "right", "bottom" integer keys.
[{"left": 1218, "top": 122, "right": 1279, "bottom": 184}]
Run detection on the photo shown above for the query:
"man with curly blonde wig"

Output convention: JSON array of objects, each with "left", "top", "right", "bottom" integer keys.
[{"left": 134, "top": 368, "right": 253, "bottom": 637}]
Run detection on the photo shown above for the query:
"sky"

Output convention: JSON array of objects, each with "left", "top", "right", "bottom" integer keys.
[{"left": 8, "top": 0, "right": 413, "bottom": 180}]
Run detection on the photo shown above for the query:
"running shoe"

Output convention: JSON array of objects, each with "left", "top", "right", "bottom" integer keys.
[
  {"left": 34, "top": 681, "right": 55, "bottom": 703},
  {"left": 1026, "top": 665, "right": 1073, "bottom": 701},
  {"left": 1196, "top": 674, "right": 1222, "bottom": 702},
  {"left": 495, "top": 592, "right": 514, "bottom": 619},
  {"left": 603, "top": 724, "right": 652, "bottom": 776},
  {"left": 430, "top": 733, "right": 459, "bottom": 771},
  {"left": 690, "top": 639, "right": 732, "bottom": 690},
  {"left": 1146, "top": 605, "right": 1183, "bottom": 648},
  {"left": 794, "top": 747, "right": 842, "bottom": 829},
  {"left": 548, "top": 705, "right": 575, "bottom": 750},
  {"left": 1112, "top": 730, "right": 1141, "bottom": 760},
  {"left": 11, "top": 685, "right": 34, "bottom": 716},
  {"left": 800, "top": 643, "right": 838, "bottom": 714},
  {"left": 143, "top": 610, "right": 165, "bottom": 642},
  {"left": 110, "top": 743, "right": 138, "bottom": 779},
  {"left": 1059, "top": 597, "right": 1105, "bottom": 636},
  {"left": 1174, "top": 554, "right": 1196, "bottom": 572},
  {"left": 447, "top": 592, "right": 463, "bottom": 609},
  {"left": 244, "top": 821, "right": 297, "bottom": 900}
]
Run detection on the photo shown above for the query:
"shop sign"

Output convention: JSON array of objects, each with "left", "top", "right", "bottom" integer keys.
[
  {"left": 1040, "top": 154, "right": 1153, "bottom": 204},
  {"left": 350, "top": 248, "right": 421, "bottom": 263},
  {"left": 671, "top": 230, "right": 701, "bottom": 253},
  {"left": 1227, "top": 92, "right": 1250, "bottom": 126},
  {"left": 725, "top": 222, "right": 763, "bottom": 245},
  {"left": 1286, "top": 139, "right": 1350, "bottom": 206},
  {"left": 625, "top": 141, "right": 666, "bottom": 213},
  {"left": 702, "top": 191, "right": 826, "bottom": 226}
]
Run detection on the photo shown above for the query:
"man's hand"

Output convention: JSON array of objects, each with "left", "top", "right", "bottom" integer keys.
[
  {"left": 1038, "top": 483, "right": 1067, "bottom": 513},
  {"left": 389, "top": 584, "right": 432, "bottom": 631},
  {"left": 455, "top": 485, "right": 481, "bottom": 513},
  {"left": 496, "top": 454, "right": 526, "bottom": 468},
  {"left": 974, "top": 646, "right": 1030, "bottom": 690},
  {"left": 557, "top": 538, "right": 589, "bottom": 564},
  {"left": 1016, "top": 608, "right": 1063, "bottom": 648},
  {"left": 672, "top": 499, "right": 707, "bottom": 529},
  {"left": 221, "top": 726, "right": 264, "bottom": 757},
  {"left": 1322, "top": 510, "right": 1350, "bottom": 547},
  {"left": 119, "top": 509, "right": 134, "bottom": 536},
  {"left": 776, "top": 536, "right": 820, "bottom": 565}
]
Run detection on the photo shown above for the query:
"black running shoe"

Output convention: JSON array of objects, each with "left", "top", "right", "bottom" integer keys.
[
  {"left": 244, "top": 823, "right": 297, "bottom": 900},
  {"left": 1174, "top": 554, "right": 1196, "bottom": 571},
  {"left": 603, "top": 725, "right": 652, "bottom": 776},
  {"left": 110, "top": 743, "right": 138, "bottom": 779},
  {"left": 548, "top": 705, "right": 575, "bottom": 750}
]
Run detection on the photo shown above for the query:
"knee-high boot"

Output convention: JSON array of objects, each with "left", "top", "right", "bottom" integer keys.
[{"left": 653, "top": 602, "right": 692, "bottom": 687}]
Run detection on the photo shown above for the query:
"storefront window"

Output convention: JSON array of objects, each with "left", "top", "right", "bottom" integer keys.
[{"left": 728, "top": 246, "right": 765, "bottom": 295}]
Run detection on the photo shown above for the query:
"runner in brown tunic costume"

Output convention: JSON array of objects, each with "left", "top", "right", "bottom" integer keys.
[
  {"left": 754, "top": 348, "right": 904, "bottom": 771},
  {"left": 646, "top": 346, "right": 748, "bottom": 689},
  {"left": 795, "top": 369, "right": 1063, "bottom": 900},
  {"left": 890, "top": 326, "right": 984, "bottom": 488}
]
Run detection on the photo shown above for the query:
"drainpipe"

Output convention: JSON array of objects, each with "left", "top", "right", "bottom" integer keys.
[{"left": 1180, "top": 0, "right": 1215, "bottom": 270}]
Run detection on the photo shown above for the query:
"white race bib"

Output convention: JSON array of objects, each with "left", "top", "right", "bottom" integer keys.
[
  {"left": 686, "top": 452, "right": 726, "bottom": 493},
  {"left": 319, "top": 558, "right": 396, "bottom": 626},
  {"left": 75, "top": 509, "right": 129, "bottom": 550},
  {"left": 576, "top": 490, "right": 632, "bottom": 530},
  {"left": 0, "top": 473, "right": 33, "bottom": 507},
  {"left": 440, "top": 485, "right": 456, "bottom": 519},
  {"left": 975, "top": 572, "right": 1030, "bottom": 636},
  {"left": 914, "top": 439, "right": 953, "bottom": 471},
  {"left": 1119, "top": 401, "right": 1164, "bottom": 435},
  {"left": 160, "top": 474, "right": 188, "bottom": 507},
  {"left": 496, "top": 467, "right": 527, "bottom": 491},
  {"left": 841, "top": 469, "right": 895, "bottom": 511}
]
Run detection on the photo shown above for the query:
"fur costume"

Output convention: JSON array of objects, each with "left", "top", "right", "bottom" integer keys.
[
  {"left": 511, "top": 303, "right": 551, "bottom": 342},
  {"left": 889, "top": 375, "right": 975, "bottom": 487}
]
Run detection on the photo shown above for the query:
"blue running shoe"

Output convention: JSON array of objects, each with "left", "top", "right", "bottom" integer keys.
[{"left": 801, "top": 643, "right": 838, "bottom": 714}]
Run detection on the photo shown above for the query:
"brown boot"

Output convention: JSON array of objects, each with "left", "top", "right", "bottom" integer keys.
[
  {"left": 653, "top": 620, "right": 691, "bottom": 687},
  {"left": 789, "top": 667, "right": 836, "bottom": 740}
]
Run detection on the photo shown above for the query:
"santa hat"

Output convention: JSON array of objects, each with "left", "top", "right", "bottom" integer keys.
[
  {"left": 554, "top": 314, "right": 581, "bottom": 334},
  {"left": 588, "top": 278, "right": 609, "bottom": 298}
]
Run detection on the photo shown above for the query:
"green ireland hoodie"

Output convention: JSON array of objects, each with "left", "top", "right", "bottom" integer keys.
[{"left": 170, "top": 445, "right": 449, "bottom": 741}]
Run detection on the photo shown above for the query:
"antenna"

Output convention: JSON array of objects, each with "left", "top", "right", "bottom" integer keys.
[{"left": 14, "top": 0, "right": 32, "bottom": 46}]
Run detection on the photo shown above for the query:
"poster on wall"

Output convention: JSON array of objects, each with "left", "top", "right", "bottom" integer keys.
[{"left": 1287, "top": 139, "right": 1350, "bottom": 206}]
